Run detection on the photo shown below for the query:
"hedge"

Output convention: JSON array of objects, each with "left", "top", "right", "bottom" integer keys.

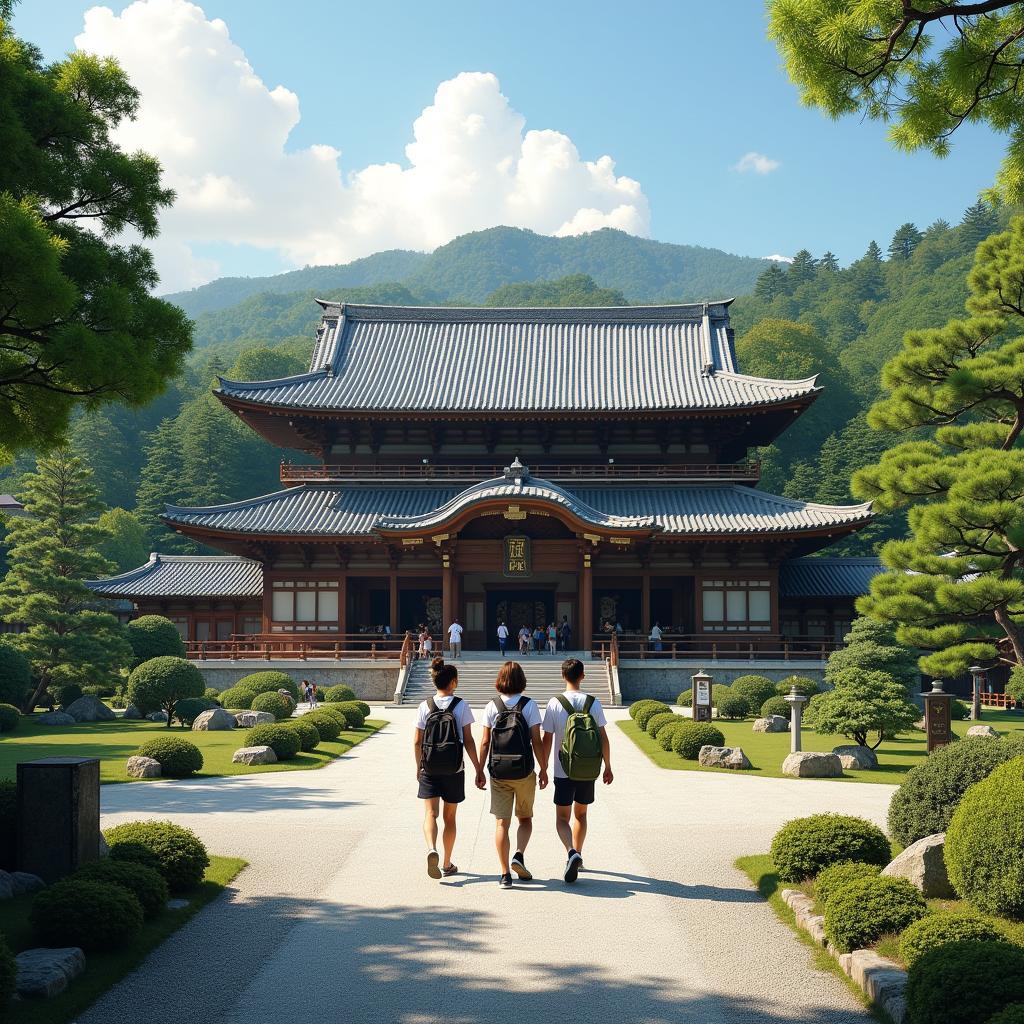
[
  {"left": 630, "top": 699, "right": 668, "bottom": 722},
  {"left": 246, "top": 723, "right": 301, "bottom": 760},
  {"left": 813, "top": 861, "right": 880, "bottom": 906},
  {"left": 775, "top": 675, "right": 819, "bottom": 698},
  {"left": 135, "top": 735, "right": 204, "bottom": 778},
  {"left": 657, "top": 720, "right": 688, "bottom": 751},
  {"left": 672, "top": 722, "right": 725, "bottom": 760},
  {"left": 250, "top": 691, "right": 294, "bottom": 721},
  {"left": 173, "top": 696, "right": 218, "bottom": 727},
  {"left": 0, "top": 636, "right": 31, "bottom": 708},
  {"left": 125, "top": 615, "right": 186, "bottom": 667},
  {"left": 729, "top": 675, "right": 777, "bottom": 712},
  {"left": 31, "top": 877, "right": 144, "bottom": 950},
  {"left": 324, "top": 684, "right": 356, "bottom": 703},
  {"left": 352, "top": 700, "right": 371, "bottom": 718},
  {"left": 302, "top": 711, "right": 342, "bottom": 742},
  {"left": 645, "top": 712, "right": 679, "bottom": 737},
  {"left": 634, "top": 702, "right": 672, "bottom": 730},
  {"left": 823, "top": 875, "right": 926, "bottom": 953},
  {"left": 760, "top": 696, "right": 791, "bottom": 720},
  {"left": 203, "top": 688, "right": 222, "bottom": 704},
  {"left": 0, "top": 703, "right": 20, "bottom": 733},
  {"left": 50, "top": 682, "right": 82, "bottom": 708},
  {"left": 990, "top": 1007, "right": 1024, "bottom": 1024},
  {"left": 715, "top": 690, "right": 750, "bottom": 720},
  {"left": 76, "top": 859, "right": 169, "bottom": 919},
  {"left": 770, "top": 814, "right": 891, "bottom": 882},
  {"left": 235, "top": 671, "right": 299, "bottom": 701},
  {"left": 105, "top": 820, "right": 210, "bottom": 893},
  {"left": 219, "top": 684, "right": 257, "bottom": 710},
  {"left": 898, "top": 915, "right": 1004, "bottom": 967},
  {"left": 333, "top": 701, "right": 366, "bottom": 728},
  {"left": 125, "top": 656, "right": 205, "bottom": 723},
  {"left": 287, "top": 717, "right": 321, "bottom": 752}
]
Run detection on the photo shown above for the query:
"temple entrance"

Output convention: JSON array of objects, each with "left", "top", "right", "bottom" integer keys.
[
  {"left": 486, "top": 589, "right": 556, "bottom": 650},
  {"left": 399, "top": 588, "right": 442, "bottom": 634}
]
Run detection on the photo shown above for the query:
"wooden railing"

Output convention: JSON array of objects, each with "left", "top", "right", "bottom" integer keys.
[
  {"left": 589, "top": 633, "right": 846, "bottom": 662},
  {"left": 185, "top": 632, "right": 404, "bottom": 661},
  {"left": 981, "top": 692, "right": 1021, "bottom": 710}
]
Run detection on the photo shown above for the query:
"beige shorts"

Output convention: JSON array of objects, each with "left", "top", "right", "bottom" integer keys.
[{"left": 489, "top": 772, "right": 537, "bottom": 820}]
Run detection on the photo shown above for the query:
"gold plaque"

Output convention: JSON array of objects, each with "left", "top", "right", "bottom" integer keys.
[
  {"left": 503, "top": 504, "right": 527, "bottom": 521},
  {"left": 402, "top": 537, "right": 424, "bottom": 546}
]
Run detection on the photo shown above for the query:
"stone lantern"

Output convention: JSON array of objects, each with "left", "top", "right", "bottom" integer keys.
[
  {"left": 969, "top": 665, "right": 986, "bottom": 721},
  {"left": 784, "top": 682, "right": 808, "bottom": 754}
]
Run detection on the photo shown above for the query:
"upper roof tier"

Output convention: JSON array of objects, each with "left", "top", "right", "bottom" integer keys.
[{"left": 215, "top": 301, "right": 820, "bottom": 415}]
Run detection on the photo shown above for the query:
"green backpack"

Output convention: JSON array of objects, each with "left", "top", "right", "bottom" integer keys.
[{"left": 556, "top": 694, "right": 603, "bottom": 781}]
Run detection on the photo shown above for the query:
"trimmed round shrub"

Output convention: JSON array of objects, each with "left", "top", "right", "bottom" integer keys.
[
  {"left": 715, "top": 690, "right": 750, "bottom": 720},
  {"left": 646, "top": 712, "right": 678, "bottom": 737},
  {"left": 898, "top": 914, "right": 1004, "bottom": 967},
  {"left": 0, "top": 780, "right": 15, "bottom": 870},
  {"left": 630, "top": 699, "right": 669, "bottom": 721},
  {"left": 775, "top": 675, "right": 820, "bottom": 698},
  {"left": 31, "top": 877, "right": 143, "bottom": 950},
  {"left": 352, "top": 700, "right": 371, "bottom": 718},
  {"left": 0, "top": 933, "right": 14, "bottom": 1013},
  {"left": 906, "top": 941, "right": 1024, "bottom": 1024},
  {"left": 76, "top": 859, "right": 169, "bottom": 919},
  {"left": 730, "top": 675, "right": 777, "bottom": 712},
  {"left": 105, "top": 820, "right": 210, "bottom": 892},
  {"left": 672, "top": 722, "right": 725, "bottom": 760},
  {"left": 711, "top": 683, "right": 732, "bottom": 708},
  {"left": 303, "top": 711, "right": 342, "bottom": 742},
  {"left": 219, "top": 684, "right": 256, "bottom": 710},
  {"left": 51, "top": 682, "right": 83, "bottom": 709},
  {"left": 945, "top": 755, "right": 1024, "bottom": 917},
  {"left": 823, "top": 875, "right": 926, "bottom": 953},
  {"left": 324, "top": 684, "right": 356, "bottom": 703},
  {"left": 126, "top": 615, "right": 186, "bottom": 667},
  {"left": 126, "top": 656, "right": 205, "bottom": 721},
  {"left": 203, "top": 688, "right": 222, "bottom": 704},
  {"left": 888, "top": 734, "right": 1024, "bottom": 846},
  {"left": 335, "top": 701, "right": 366, "bottom": 728},
  {"left": 246, "top": 723, "right": 301, "bottom": 760},
  {"left": 0, "top": 636, "right": 30, "bottom": 709},
  {"left": 235, "top": 671, "right": 299, "bottom": 701},
  {"left": 760, "top": 695, "right": 791, "bottom": 720},
  {"left": 634, "top": 702, "right": 672, "bottom": 730},
  {"left": 0, "top": 703, "right": 20, "bottom": 732},
  {"left": 813, "top": 861, "right": 881, "bottom": 906},
  {"left": 250, "top": 691, "right": 294, "bottom": 722},
  {"left": 675, "top": 689, "right": 692, "bottom": 706},
  {"left": 83, "top": 683, "right": 117, "bottom": 698},
  {"left": 286, "top": 717, "right": 320, "bottom": 752},
  {"left": 316, "top": 704, "right": 350, "bottom": 725},
  {"left": 950, "top": 699, "right": 970, "bottom": 721},
  {"left": 657, "top": 720, "right": 687, "bottom": 751},
  {"left": 173, "top": 696, "right": 218, "bottom": 727},
  {"left": 990, "top": 1006, "right": 1024, "bottom": 1024},
  {"left": 135, "top": 735, "right": 204, "bottom": 778},
  {"left": 770, "top": 814, "right": 891, "bottom": 882}
]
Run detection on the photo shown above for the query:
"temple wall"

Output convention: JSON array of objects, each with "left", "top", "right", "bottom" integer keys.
[
  {"left": 195, "top": 660, "right": 399, "bottom": 701},
  {"left": 617, "top": 660, "right": 828, "bottom": 704}
]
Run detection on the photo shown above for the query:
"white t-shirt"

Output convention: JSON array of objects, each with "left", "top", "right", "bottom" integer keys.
[
  {"left": 448, "top": 623, "right": 463, "bottom": 643},
  {"left": 497, "top": 624, "right": 509, "bottom": 640},
  {"left": 415, "top": 694, "right": 475, "bottom": 735},
  {"left": 542, "top": 690, "right": 608, "bottom": 779},
  {"left": 481, "top": 694, "right": 542, "bottom": 730},
  {"left": 649, "top": 625, "right": 663, "bottom": 640}
]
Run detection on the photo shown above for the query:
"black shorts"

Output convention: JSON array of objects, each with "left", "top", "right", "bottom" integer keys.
[
  {"left": 418, "top": 769, "right": 466, "bottom": 804},
  {"left": 553, "top": 776, "right": 596, "bottom": 807}
]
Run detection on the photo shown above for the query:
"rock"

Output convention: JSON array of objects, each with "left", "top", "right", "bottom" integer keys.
[
  {"left": 752, "top": 714, "right": 788, "bottom": 733},
  {"left": 63, "top": 695, "right": 116, "bottom": 723},
  {"left": 845, "top": 949, "right": 907, "bottom": 1014},
  {"left": 125, "top": 755, "right": 161, "bottom": 779},
  {"left": 234, "top": 711, "right": 274, "bottom": 727},
  {"left": 122, "top": 704, "right": 143, "bottom": 720},
  {"left": 913, "top": 717, "right": 926, "bottom": 732},
  {"left": 0, "top": 871, "right": 14, "bottom": 900},
  {"left": 698, "top": 745, "right": 752, "bottom": 770},
  {"left": 966, "top": 724, "right": 1000, "bottom": 739},
  {"left": 146, "top": 710, "right": 168, "bottom": 723},
  {"left": 36, "top": 711, "right": 75, "bottom": 727},
  {"left": 881, "top": 833, "right": 955, "bottom": 898},
  {"left": 15, "top": 947, "right": 86, "bottom": 999},
  {"left": 191, "top": 708, "right": 236, "bottom": 731},
  {"left": 232, "top": 745, "right": 277, "bottom": 765},
  {"left": 9, "top": 871, "right": 45, "bottom": 896},
  {"left": 782, "top": 751, "right": 843, "bottom": 778},
  {"left": 832, "top": 744, "right": 878, "bottom": 770}
]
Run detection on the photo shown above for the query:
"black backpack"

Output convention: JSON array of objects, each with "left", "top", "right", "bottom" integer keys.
[
  {"left": 488, "top": 696, "right": 535, "bottom": 780},
  {"left": 421, "top": 696, "right": 464, "bottom": 776}
]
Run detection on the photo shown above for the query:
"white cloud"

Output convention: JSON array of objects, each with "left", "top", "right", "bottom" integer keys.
[
  {"left": 75, "top": 0, "right": 650, "bottom": 291},
  {"left": 762, "top": 253, "right": 794, "bottom": 263},
  {"left": 732, "top": 151, "right": 781, "bottom": 175}
]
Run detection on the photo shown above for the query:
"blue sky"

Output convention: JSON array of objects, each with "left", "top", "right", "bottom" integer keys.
[{"left": 14, "top": 0, "right": 1006, "bottom": 286}]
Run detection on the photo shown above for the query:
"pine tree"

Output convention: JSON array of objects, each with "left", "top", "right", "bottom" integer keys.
[
  {"left": 135, "top": 418, "right": 186, "bottom": 549},
  {"left": 788, "top": 249, "right": 817, "bottom": 287},
  {"left": 70, "top": 412, "right": 135, "bottom": 510},
  {"left": 819, "top": 251, "right": 839, "bottom": 272},
  {"left": 754, "top": 263, "right": 788, "bottom": 302},
  {"left": 924, "top": 218, "right": 951, "bottom": 238},
  {"left": 960, "top": 200, "right": 998, "bottom": 250},
  {"left": 0, "top": 449, "right": 131, "bottom": 710},
  {"left": 888, "top": 223, "right": 923, "bottom": 261},
  {"left": 176, "top": 393, "right": 245, "bottom": 510},
  {"left": 849, "top": 241, "right": 886, "bottom": 301}
]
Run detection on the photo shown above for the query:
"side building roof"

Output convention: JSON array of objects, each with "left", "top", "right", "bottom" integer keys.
[
  {"left": 779, "top": 557, "right": 884, "bottom": 599},
  {"left": 85, "top": 553, "right": 262, "bottom": 599}
]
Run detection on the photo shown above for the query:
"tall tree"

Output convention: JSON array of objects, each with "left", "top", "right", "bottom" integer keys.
[
  {"left": 788, "top": 249, "right": 817, "bottom": 287},
  {"left": 754, "top": 263, "right": 788, "bottom": 302},
  {"left": 819, "top": 251, "right": 839, "bottom": 272},
  {"left": 135, "top": 418, "right": 186, "bottom": 548},
  {"left": 96, "top": 507, "right": 149, "bottom": 572},
  {"left": 0, "top": 449, "right": 130, "bottom": 710},
  {"left": 0, "top": 11, "right": 191, "bottom": 461},
  {"left": 961, "top": 199, "right": 999, "bottom": 250},
  {"left": 888, "top": 223, "right": 923, "bottom": 261}
]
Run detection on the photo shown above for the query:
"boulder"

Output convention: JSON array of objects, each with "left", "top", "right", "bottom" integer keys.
[
  {"left": 965, "top": 724, "right": 1000, "bottom": 739},
  {"left": 125, "top": 755, "right": 162, "bottom": 779},
  {"left": 63, "top": 695, "right": 116, "bottom": 722},
  {"left": 782, "top": 751, "right": 843, "bottom": 778},
  {"left": 0, "top": 871, "right": 14, "bottom": 901},
  {"left": 191, "top": 708, "right": 236, "bottom": 731},
  {"left": 122, "top": 704, "right": 143, "bottom": 720},
  {"left": 832, "top": 744, "right": 878, "bottom": 770},
  {"left": 881, "top": 833, "right": 955, "bottom": 898},
  {"left": 698, "top": 745, "right": 752, "bottom": 770},
  {"left": 232, "top": 745, "right": 277, "bottom": 766},
  {"left": 146, "top": 710, "right": 168, "bottom": 723},
  {"left": 234, "top": 710, "right": 274, "bottom": 728},
  {"left": 9, "top": 871, "right": 45, "bottom": 896},
  {"left": 36, "top": 710, "right": 75, "bottom": 726},
  {"left": 15, "top": 947, "right": 86, "bottom": 999},
  {"left": 752, "top": 715, "right": 788, "bottom": 733}
]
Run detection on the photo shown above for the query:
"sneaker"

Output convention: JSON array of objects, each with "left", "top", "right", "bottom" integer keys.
[
  {"left": 499, "top": 872, "right": 513, "bottom": 888},
  {"left": 563, "top": 850, "right": 582, "bottom": 884},
  {"left": 426, "top": 850, "right": 441, "bottom": 879},
  {"left": 510, "top": 852, "right": 532, "bottom": 881},
  {"left": 441, "top": 863, "right": 458, "bottom": 878}
]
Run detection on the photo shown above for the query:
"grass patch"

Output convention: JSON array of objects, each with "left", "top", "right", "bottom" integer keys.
[
  {"left": 619, "top": 711, "right": 1024, "bottom": 784},
  {"left": 0, "top": 715, "right": 387, "bottom": 783},
  {"left": 0, "top": 855, "right": 246, "bottom": 1024}
]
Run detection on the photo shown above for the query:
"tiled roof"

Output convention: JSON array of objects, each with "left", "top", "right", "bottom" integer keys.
[
  {"left": 780, "top": 557, "right": 884, "bottom": 598},
  {"left": 86, "top": 553, "right": 262, "bottom": 599},
  {"left": 216, "top": 302, "right": 820, "bottom": 414}
]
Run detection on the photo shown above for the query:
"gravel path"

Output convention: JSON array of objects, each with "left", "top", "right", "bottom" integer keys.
[{"left": 78, "top": 709, "right": 893, "bottom": 1024}]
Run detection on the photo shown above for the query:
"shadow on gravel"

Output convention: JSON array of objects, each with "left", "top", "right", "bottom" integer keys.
[{"left": 100, "top": 780, "right": 363, "bottom": 816}]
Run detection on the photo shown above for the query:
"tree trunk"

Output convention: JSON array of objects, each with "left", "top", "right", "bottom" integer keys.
[
  {"left": 23, "top": 673, "right": 51, "bottom": 715},
  {"left": 854, "top": 729, "right": 868, "bottom": 746},
  {"left": 994, "top": 606, "right": 1024, "bottom": 665},
  {"left": 871, "top": 731, "right": 884, "bottom": 750}
]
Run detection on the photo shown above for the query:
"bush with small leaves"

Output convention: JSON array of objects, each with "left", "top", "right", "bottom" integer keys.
[
  {"left": 0, "top": 703, "right": 20, "bottom": 732},
  {"left": 630, "top": 699, "right": 668, "bottom": 721},
  {"left": 50, "top": 682, "right": 82, "bottom": 708},
  {"left": 82, "top": 683, "right": 117, "bottom": 698},
  {"left": 0, "top": 780, "right": 15, "bottom": 870},
  {"left": 823, "top": 875, "right": 926, "bottom": 953},
  {"left": 325, "top": 684, "right": 356, "bottom": 703},
  {"left": 287, "top": 717, "right": 320, "bottom": 752},
  {"left": 672, "top": 722, "right": 725, "bottom": 760},
  {"left": 730, "top": 675, "right": 777, "bottom": 712},
  {"left": 715, "top": 690, "right": 750, "bottom": 720},
  {"left": 316, "top": 704, "right": 350, "bottom": 725},
  {"left": 172, "top": 696, "right": 218, "bottom": 727},
  {"left": 813, "top": 861, "right": 880, "bottom": 906},
  {"left": 352, "top": 700, "right": 371, "bottom": 718},
  {"left": 246, "top": 723, "right": 301, "bottom": 760},
  {"left": 775, "top": 675, "right": 820, "bottom": 698},
  {"left": 990, "top": 1006, "right": 1024, "bottom": 1024},
  {"left": 906, "top": 941, "right": 1024, "bottom": 1024},
  {"left": 105, "top": 820, "right": 210, "bottom": 893},
  {"left": 303, "top": 711, "right": 342, "bottom": 742},
  {"left": 711, "top": 683, "right": 732, "bottom": 708},
  {"left": 335, "top": 701, "right": 366, "bottom": 728},
  {"left": 634, "top": 702, "right": 672, "bottom": 730},
  {"left": 219, "top": 684, "right": 256, "bottom": 710},
  {"left": 235, "top": 671, "right": 298, "bottom": 701},
  {"left": 675, "top": 689, "right": 692, "bottom": 706},
  {"left": 125, "top": 615, "right": 186, "bottom": 667},
  {"left": 657, "top": 720, "right": 687, "bottom": 751},
  {"left": 76, "top": 859, "right": 169, "bottom": 919},
  {"left": 950, "top": 699, "right": 970, "bottom": 720},
  {"left": 0, "top": 637, "right": 31, "bottom": 710},
  {"left": 0, "top": 933, "right": 14, "bottom": 1013},
  {"left": 31, "top": 877, "right": 144, "bottom": 950},
  {"left": 135, "top": 736, "right": 204, "bottom": 778},
  {"left": 898, "top": 915, "right": 1004, "bottom": 967},
  {"left": 645, "top": 712, "right": 679, "bottom": 737},
  {"left": 770, "top": 814, "right": 891, "bottom": 882},
  {"left": 250, "top": 691, "right": 294, "bottom": 722},
  {"left": 760, "top": 696, "right": 791, "bottom": 720},
  {"left": 203, "top": 688, "right": 222, "bottom": 704},
  {"left": 126, "top": 657, "right": 205, "bottom": 726}
]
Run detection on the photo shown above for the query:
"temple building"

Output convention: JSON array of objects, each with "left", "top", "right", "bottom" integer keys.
[{"left": 89, "top": 301, "right": 883, "bottom": 660}]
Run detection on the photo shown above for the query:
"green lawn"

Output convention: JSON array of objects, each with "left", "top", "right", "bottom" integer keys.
[
  {"left": 619, "top": 710, "right": 1024, "bottom": 785},
  {"left": 0, "top": 855, "right": 246, "bottom": 1024},
  {"left": 0, "top": 715, "right": 388, "bottom": 783}
]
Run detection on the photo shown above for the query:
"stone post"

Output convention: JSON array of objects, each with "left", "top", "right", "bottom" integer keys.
[
  {"left": 969, "top": 665, "right": 985, "bottom": 721},
  {"left": 922, "top": 679, "right": 953, "bottom": 753},
  {"left": 784, "top": 683, "right": 808, "bottom": 754},
  {"left": 692, "top": 669, "right": 713, "bottom": 723}
]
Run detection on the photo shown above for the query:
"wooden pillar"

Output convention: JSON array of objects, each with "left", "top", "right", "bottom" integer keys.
[
  {"left": 389, "top": 570, "right": 398, "bottom": 632},
  {"left": 641, "top": 571, "right": 651, "bottom": 633},
  {"left": 338, "top": 572, "right": 347, "bottom": 636},
  {"left": 261, "top": 570, "right": 273, "bottom": 633},
  {"left": 442, "top": 559, "right": 453, "bottom": 636},
  {"left": 580, "top": 548, "right": 593, "bottom": 652}
]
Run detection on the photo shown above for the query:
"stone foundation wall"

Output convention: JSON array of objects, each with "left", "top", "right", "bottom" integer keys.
[
  {"left": 194, "top": 661, "right": 399, "bottom": 702},
  {"left": 618, "top": 661, "right": 827, "bottom": 704}
]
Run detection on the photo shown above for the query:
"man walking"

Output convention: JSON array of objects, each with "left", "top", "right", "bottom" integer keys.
[
  {"left": 497, "top": 620, "right": 509, "bottom": 656},
  {"left": 447, "top": 618, "right": 463, "bottom": 658},
  {"left": 541, "top": 658, "right": 613, "bottom": 883}
]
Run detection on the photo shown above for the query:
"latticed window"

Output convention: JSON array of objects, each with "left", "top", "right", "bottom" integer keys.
[
  {"left": 270, "top": 580, "right": 340, "bottom": 632},
  {"left": 701, "top": 579, "right": 772, "bottom": 632}
]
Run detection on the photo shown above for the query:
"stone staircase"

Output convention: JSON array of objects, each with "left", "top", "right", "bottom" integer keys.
[{"left": 400, "top": 652, "right": 614, "bottom": 708}]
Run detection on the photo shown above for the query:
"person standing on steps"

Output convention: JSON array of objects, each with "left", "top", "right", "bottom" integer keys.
[
  {"left": 447, "top": 618, "right": 463, "bottom": 659},
  {"left": 479, "top": 661, "right": 548, "bottom": 888},
  {"left": 560, "top": 615, "right": 572, "bottom": 653},
  {"left": 497, "top": 620, "right": 509, "bottom": 656},
  {"left": 547, "top": 621, "right": 558, "bottom": 656},
  {"left": 413, "top": 657, "right": 485, "bottom": 880},
  {"left": 541, "top": 658, "right": 613, "bottom": 884}
]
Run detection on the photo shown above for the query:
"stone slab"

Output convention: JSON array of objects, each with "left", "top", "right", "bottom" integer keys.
[
  {"left": 232, "top": 745, "right": 277, "bottom": 765},
  {"left": 832, "top": 745, "right": 878, "bottom": 770},
  {"left": 782, "top": 751, "right": 843, "bottom": 778},
  {"left": 881, "top": 833, "right": 955, "bottom": 898},
  {"left": 15, "top": 947, "right": 86, "bottom": 998},
  {"left": 698, "top": 745, "right": 752, "bottom": 769},
  {"left": 192, "top": 708, "right": 236, "bottom": 731},
  {"left": 125, "top": 755, "right": 162, "bottom": 779}
]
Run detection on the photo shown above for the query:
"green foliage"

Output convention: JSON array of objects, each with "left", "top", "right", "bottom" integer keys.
[
  {"left": 324, "top": 684, "right": 356, "bottom": 703},
  {"left": 50, "top": 682, "right": 83, "bottom": 708},
  {"left": 950, "top": 699, "right": 971, "bottom": 721},
  {"left": 1007, "top": 666, "right": 1024, "bottom": 704},
  {"left": 672, "top": 722, "right": 725, "bottom": 760},
  {"left": 0, "top": 932, "right": 14, "bottom": 1013},
  {"left": 887, "top": 732, "right": 1024, "bottom": 846},
  {"left": 135, "top": 735, "right": 204, "bottom": 777},
  {"left": 770, "top": 814, "right": 891, "bottom": 882},
  {"left": 906, "top": 941, "right": 1024, "bottom": 1024},
  {"left": 822, "top": 875, "right": 926, "bottom": 953},
  {"left": 286, "top": 717, "right": 320, "bottom": 752},
  {"left": 645, "top": 712, "right": 678, "bottom": 737},
  {"left": 31, "top": 877, "right": 144, "bottom": 951},
  {"left": 235, "top": 671, "right": 298, "bottom": 701},
  {"left": 657, "top": 720, "right": 687, "bottom": 751},
  {"left": 105, "top": 820, "right": 210, "bottom": 892},
  {"left": 945, "top": 755, "right": 1024, "bottom": 917},
  {"left": 126, "top": 656, "right": 205, "bottom": 726},
  {"left": 75, "top": 859, "right": 169, "bottom": 919},
  {"left": 629, "top": 699, "right": 667, "bottom": 721},
  {"left": 0, "top": 636, "right": 31, "bottom": 706},
  {"left": 775, "top": 675, "right": 819, "bottom": 698},
  {"left": 249, "top": 691, "right": 293, "bottom": 722},
  {"left": 245, "top": 723, "right": 301, "bottom": 760},
  {"left": 715, "top": 690, "right": 750, "bottom": 720},
  {"left": 83, "top": 683, "right": 116, "bottom": 698},
  {"left": 633, "top": 702, "right": 671, "bottom": 730},
  {"left": 352, "top": 700, "right": 370, "bottom": 718},
  {"left": 760, "top": 696, "right": 791, "bottom": 720},
  {"left": 898, "top": 915, "right": 1004, "bottom": 968},
  {"left": 204, "top": 688, "right": 222, "bottom": 704},
  {"left": 96, "top": 508, "right": 150, "bottom": 572},
  {"left": 0, "top": 703, "right": 19, "bottom": 732},
  {"left": 219, "top": 684, "right": 256, "bottom": 710},
  {"left": 0, "top": 778, "right": 15, "bottom": 870},
  {"left": 335, "top": 701, "right": 366, "bottom": 728},
  {"left": 804, "top": 668, "right": 919, "bottom": 748},
  {"left": 301, "top": 711, "right": 342, "bottom": 742},
  {"left": 172, "top": 696, "right": 218, "bottom": 728},
  {"left": 125, "top": 615, "right": 186, "bottom": 667},
  {"left": 813, "top": 861, "right": 880, "bottom": 907},
  {"left": 485, "top": 273, "right": 627, "bottom": 308},
  {"left": 825, "top": 618, "right": 919, "bottom": 693},
  {"left": 990, "top": 1007, "right": 1024, "bottom": 1024}
]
